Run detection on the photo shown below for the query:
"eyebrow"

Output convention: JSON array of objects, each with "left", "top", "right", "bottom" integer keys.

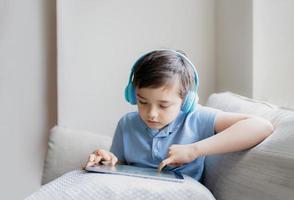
[{"left": 136, "top": 93, "right": 171, "bottom": 103}]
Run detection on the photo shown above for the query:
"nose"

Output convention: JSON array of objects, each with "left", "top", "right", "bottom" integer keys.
[{"left": 147, "top": 105, "right": 158, "bottom": 120}]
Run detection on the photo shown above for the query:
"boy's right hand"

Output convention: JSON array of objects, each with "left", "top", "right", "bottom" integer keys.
[{"left": 83, "top": 149, "right": 118, "bottom": 169}]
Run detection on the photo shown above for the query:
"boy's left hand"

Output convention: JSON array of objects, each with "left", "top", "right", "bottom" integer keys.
[{"left": 158, "top": 144, "right": 198, "bottom": 172}]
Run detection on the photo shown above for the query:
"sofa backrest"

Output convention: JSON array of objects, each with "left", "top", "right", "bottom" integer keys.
[{"left": 204, "top": 92, "right": 294, "bottom": 200}]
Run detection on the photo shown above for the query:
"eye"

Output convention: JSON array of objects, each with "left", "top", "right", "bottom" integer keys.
[
  {"left": 159, "top": 104, "right": 169, "bottom": 109},
  {"left": 138, "top": 100, "right": 147, "bottom": 105}
]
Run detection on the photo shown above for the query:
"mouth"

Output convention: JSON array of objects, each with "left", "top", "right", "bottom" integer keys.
[{"left": 147, "top": 120, "right": 160, "bottom": 124}]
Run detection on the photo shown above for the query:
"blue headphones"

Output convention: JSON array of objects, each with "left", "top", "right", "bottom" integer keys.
[{"left": 124, "top": 49, "right": 199, "bottom": 113}]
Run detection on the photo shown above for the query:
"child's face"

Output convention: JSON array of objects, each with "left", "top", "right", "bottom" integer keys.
[{"left": 136, "top": 80, "right": 183, "bottom": 130}]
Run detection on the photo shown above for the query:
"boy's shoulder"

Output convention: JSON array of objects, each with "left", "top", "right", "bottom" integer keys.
[
  {"left": 186, "top": 104, "right": 219, "bottom": 121},
  {"left": 195, "top": 104, "right": 219, "bottom": 113},
  {"left": 118, "top": 111, "right": 140, "bottom": 125},
  {"left": 189, "top": 104, "right": 218, "bottom": 114}
]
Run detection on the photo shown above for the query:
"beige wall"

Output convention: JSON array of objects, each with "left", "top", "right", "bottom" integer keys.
[
  {"left": 0, "top": 0, "right": 57, "bottom": 199},
  {"left": 215, "top": 0, "right": 253, "bottom": 97},
  {"left": 253, "top": 0, "right": 294, "bottom": 109},
  {"left": 216, "top": 0, "right": 294, "bottom": 109},
  {"left": 58, "top": 0, "right": 216, "bottom": 137}
]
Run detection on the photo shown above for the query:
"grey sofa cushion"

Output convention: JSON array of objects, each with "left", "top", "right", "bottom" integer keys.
[
  {"left": 42, "top": 126, "right": 112, "bottom": 184},
  {"left": 30, "top": 170, "right": 216, "bottom": 200},
  {"left": 203, "top": 92, "right": 294, "bottom": 200}
]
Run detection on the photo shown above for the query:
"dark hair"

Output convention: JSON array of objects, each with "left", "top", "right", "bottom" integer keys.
[{"left": 133, "top": 50, "right": 195, "bottom": 98}]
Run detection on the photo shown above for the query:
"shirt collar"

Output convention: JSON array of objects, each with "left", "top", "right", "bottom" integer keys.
[{"left": 139, "top": 112, "right": 185, "bottom": 138}]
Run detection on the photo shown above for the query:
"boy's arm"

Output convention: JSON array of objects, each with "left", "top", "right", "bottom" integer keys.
[
  {"left": 194, "top": 112, "right": 273, "bottom": 156},
  {"left": 158, "top": 112, "right": 273, "bottom": 171}
]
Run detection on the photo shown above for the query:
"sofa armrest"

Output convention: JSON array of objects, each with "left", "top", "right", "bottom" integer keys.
[
  {"left": 42, "top": 126, "right": 112, "bottom": 184},
  {"left": 203, "top": 92, "right": 294, "bottom": 200}
]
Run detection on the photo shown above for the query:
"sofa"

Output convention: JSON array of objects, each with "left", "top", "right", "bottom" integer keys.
[
  {"left": 28, "top": 92, "right": 294, "bottom": 200},
  {"left": 204, "top": 92, "right": 294, "bottom": 200}
]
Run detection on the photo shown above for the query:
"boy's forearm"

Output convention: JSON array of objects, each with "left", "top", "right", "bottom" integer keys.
[{"left": 192, "top": 117, "right": 273, "bottom": 157}]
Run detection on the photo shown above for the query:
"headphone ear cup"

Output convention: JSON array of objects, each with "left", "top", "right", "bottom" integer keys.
[
  {"left": 124, "top": 85, "right": 130, "bottom": 103},
  {"left": 125, "top": 83, "right": 137, "bottom": 105},
  {"left": 189, "top": 93, "right": 199, "bottom": 112},
  {"left": 181, "top": 92, "right": 198, "bottom": 113}
]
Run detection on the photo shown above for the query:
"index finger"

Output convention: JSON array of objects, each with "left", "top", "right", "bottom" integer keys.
[
  {"left": 109, "top": 152, "right": 118, "bottom": 166},
  {"left": 96, "top": 149, "right": 111, "bottom": 161},
  {"left": 158, "top": 157, "right": 173, "bottom": 172}
]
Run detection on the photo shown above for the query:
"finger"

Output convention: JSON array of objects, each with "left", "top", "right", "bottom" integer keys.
[
  {"left": 88, "top": 154, "right": 96, "bottom": 162},
  {"left": 158, "top": 157, "right": 174, "bottom": 172},
  {"left": 101, "top": 157, "right": 117, "bottom": 165},
  {"left": 85, "top": 161, "right": 96, "bottom": 168},
  {"left": 108, "top": 152, "right": 118, "bottom": 166},
  {"left": 94, "top": 155, "right": 102, "bottom": 164},
  {"left": 111, "top": 156, "right": 118, "bottom": 166},
  {"left": 158, "top": 161, "right": 168, "bottom": 172},
  {"left": 97, "top": 149, "right": 111, "bottom": 161},
  {"left": 101, "top": 160, "right": 112, "bottom": 165}
]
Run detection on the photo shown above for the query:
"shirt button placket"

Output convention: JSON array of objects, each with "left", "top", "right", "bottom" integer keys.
[
  {"left": 152, "top": 138, "right": 158, "bottom": 160},
  {"left": 156, "top": 140, "right": 162, "bottom": 161}
]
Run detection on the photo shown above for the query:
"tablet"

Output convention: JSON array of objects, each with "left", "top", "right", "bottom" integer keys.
[{"left": 85, "top": 164, "right": 184, "bottom": 183}]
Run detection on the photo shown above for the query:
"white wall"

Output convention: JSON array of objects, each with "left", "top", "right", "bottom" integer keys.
[
  {"left": 216, "top": 0, "right": 294, "bottom": 109},
  {"left": 215, "top": 0, "right": 253, "bottom": 97},
  {"left": 58, "top": 0, "right": 216, "bottom": 137},
  {"left": 0, "top": 0, "right": 57, "bottom": 199},
  {"left": 253, "top": 0, "right": 294, "bottom": 109}
]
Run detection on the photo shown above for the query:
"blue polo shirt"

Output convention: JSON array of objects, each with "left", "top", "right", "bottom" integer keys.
[{"left": 110, "top": 105, "right": 217, "bottom": 181}]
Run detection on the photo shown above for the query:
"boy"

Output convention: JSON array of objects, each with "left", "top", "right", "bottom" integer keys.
[{"left": 85, "top": 49, "right": 273, "bottom": 181}]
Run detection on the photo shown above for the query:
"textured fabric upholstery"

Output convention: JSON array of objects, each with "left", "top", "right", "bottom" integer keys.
[
  {"left": 203, "top": 92, "right": 294, "bottom": 200},
  {"left": 42, "top": 126, "right": 112, "bottom": 184}
]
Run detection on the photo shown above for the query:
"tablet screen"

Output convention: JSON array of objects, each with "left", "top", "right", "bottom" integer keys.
[{"left": 85, "top": 164, "right": 184, "bottom": 182}]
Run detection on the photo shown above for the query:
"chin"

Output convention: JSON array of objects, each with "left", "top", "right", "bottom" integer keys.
[{"left": 146, "top": 121, "right": 167, "bottom": 129}]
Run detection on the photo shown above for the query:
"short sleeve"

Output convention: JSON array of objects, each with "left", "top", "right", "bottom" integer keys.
[
  {"left": 195, "top": 105, "right": 217, "bottom": 140},
  {"left": 110, "top": 119, "right": 125, "bottom": 161}
]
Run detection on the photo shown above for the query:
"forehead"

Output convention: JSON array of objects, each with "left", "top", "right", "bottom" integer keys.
[{"left": 136, "top": 79, "right": 182, "bottom": 101}]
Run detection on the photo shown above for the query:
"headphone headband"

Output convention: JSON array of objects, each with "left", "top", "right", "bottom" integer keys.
[{"left": 129, "top": 49, "right": 199, "bottom": 92}]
